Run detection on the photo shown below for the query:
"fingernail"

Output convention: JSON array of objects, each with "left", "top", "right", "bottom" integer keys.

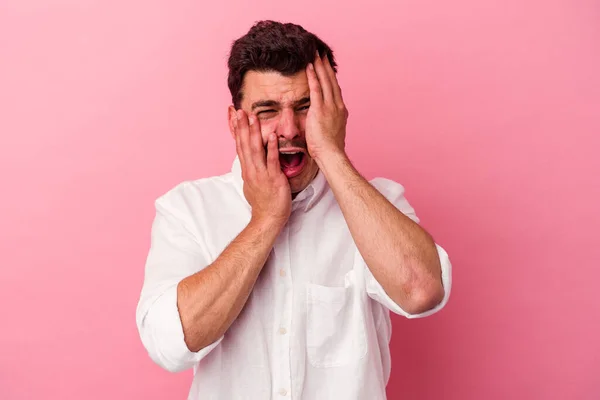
[
  {"left": 308, "top": 63, "right": 314, "bottom": 70},
  {"left": 236, "top": 110, "right": 242, "bottom": 120},
  {"left": 248, "top": 115, "right": 254, "bottom": 125}
]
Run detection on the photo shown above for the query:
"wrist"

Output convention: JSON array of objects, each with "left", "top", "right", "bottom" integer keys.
[
  {"left": 249, "top": 215, "right": 287, "bottom": 232},
  {"left": 314, "top": 147, "right": 349, "bottom": 170}
]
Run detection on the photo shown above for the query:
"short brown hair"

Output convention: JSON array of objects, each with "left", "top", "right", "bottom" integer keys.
[{"left": 227, "top": 20, "right": 337, "bottom": 109}]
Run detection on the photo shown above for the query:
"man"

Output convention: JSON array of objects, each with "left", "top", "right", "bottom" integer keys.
[{"left": 136, "top": 20, "right": 452, "bottom": 399}]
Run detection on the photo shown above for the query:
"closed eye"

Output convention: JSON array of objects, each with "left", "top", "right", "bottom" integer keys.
[
  {"left": 257, "top": 109, "right": 277, "bottom": 117},
  {"left": 297, "top": 105, "right": 310, "bottom": 111}
]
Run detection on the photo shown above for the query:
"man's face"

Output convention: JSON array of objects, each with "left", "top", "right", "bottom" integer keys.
[{"left": 229, "top": 70, "right": 319, "bottom": 195}]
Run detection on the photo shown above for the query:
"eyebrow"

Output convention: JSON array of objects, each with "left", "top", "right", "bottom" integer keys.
[{"left": 251, "top": 96, "right": 311, "bottom": 111}]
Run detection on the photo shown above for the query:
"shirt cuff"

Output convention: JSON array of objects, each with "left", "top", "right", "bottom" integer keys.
[
  {"left": 139, "top": 285, "right": 224, "bottom": 372},
  {"left": 364, "top": 243, "right": 452, "bottom": 318}
]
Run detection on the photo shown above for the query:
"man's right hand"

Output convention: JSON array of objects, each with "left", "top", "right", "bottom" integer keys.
[
  {"left": 234, "top": 109, "right": 291, "bottom": 227},
  {"left": 174, "top": 110, "right": 291, "bottom": 354}
]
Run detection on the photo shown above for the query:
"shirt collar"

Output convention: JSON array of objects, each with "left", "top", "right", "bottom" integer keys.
[{"left": 230, "top": 155, "right": 328, "bottom": 213}]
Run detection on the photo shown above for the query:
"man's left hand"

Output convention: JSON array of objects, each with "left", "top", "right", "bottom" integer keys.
[{"left": 305, "top": 51, "right": 349, "bottom": 162}]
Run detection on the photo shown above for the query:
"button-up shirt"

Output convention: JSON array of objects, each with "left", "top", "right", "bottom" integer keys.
[{"left": 136, "top": 156, "right": 452, "bottom": 400}]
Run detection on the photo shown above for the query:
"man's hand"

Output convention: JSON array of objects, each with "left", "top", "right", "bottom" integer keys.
[
  {"left": 305, "top": 51, "right": 349, "bottom": 162},
  {"left": 173, "top": 109, "right": 292, "bottom": 356},
  {"left": 234, "top": 109, "right": 291, "bottom": 226}
]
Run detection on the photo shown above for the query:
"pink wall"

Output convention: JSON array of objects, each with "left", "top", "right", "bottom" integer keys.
[{"left": 1, "top": 0, "right": 599, "bottom": 399}]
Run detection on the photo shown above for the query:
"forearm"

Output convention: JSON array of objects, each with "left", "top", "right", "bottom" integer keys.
[
  {"left": 177, "top": 217, "right": 282, "bottom": 352},
  {"left": 316, "top": 151, "right": 444, "bottom": 313}
]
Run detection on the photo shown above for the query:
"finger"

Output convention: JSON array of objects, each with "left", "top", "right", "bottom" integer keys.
[
  {"left": 313, "top": 51, "right": 334, "bottom": 104},
  {"left": 248, "top": 114, "right": 267, "bottom": 171},
  {"left": 266, "top": 133, "right": 280, "bottom": 176},
  {"left": 323, "top": 55, "right": 344, "bottom": 106},
  {"left": 306, "top": 62, "right": 323, "bottom": 108},
  {"left": 236, "top": 110, "right": 254, "bottom": 171}
]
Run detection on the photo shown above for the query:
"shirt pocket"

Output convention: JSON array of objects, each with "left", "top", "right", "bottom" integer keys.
[{"left": 305, "top": 270, "right": 367, "bottom": 368}]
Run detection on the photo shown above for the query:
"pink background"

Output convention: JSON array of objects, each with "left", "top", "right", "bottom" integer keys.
[{"left": 1, "top": 0, "right": 599, "bottom": 399}]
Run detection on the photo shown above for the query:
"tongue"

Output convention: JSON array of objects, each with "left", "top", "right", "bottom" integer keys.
[{"left": 280, "top": 153, "right": 302, "bottom": 168}]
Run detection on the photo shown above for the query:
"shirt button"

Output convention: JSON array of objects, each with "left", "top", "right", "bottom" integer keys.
[
  {"left": 279, "top": 327, "right": 287, "bottom": 335},
  {"left": 279, "top": 388, "right": 287, "bottom": 396},
  {"left": 279, "top": 269, "right": 286, "bottom": 277}
]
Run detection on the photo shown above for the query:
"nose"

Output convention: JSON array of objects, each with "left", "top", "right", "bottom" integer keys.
[{"left": 276, "top": 108, "right": 301, "bottom": 141}]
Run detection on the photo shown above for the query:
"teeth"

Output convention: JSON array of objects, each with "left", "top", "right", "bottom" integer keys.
[{"left": 279, "top": 151, "right": 301, "bottom": 154}]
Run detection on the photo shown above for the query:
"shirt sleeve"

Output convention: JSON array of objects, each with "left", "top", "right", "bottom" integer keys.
[
  {"left": 135, "top": 194, "right": 223, "bottom": 373},
  {"left": 361, "top": 177, "right": 452, "bottom": 319}
]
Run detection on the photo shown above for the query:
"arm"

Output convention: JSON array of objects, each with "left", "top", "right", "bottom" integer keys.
[
  {"left": 180, "top": 108, "right": 291, "bottom": 351},
  {"left": 137, "top": 109, "right": 290, "bottom": 372},
  {"left": 305, "top": 52, "right": 445, "bottom": 315},
  {"left": 316, "top": 151, "right": 444, "bottom": 314},
  {"left": 177, "top": 216, "right": 282, "bottom": 352}
]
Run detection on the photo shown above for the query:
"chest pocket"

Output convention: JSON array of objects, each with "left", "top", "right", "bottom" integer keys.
[{"left": 305, "top": 270, "right": 367, "bottom": 368}]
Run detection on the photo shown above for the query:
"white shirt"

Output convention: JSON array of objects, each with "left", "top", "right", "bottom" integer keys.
[{"left": 136, "top": 156, "right": 452, "bottom": 400}]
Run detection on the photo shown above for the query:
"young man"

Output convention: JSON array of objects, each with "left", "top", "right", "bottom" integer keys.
[{"left": 136, "top": 20, "right": 452, "bottom": 400}]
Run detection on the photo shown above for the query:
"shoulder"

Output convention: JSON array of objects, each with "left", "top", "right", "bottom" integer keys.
[
  {"left": 368, "top": 177, "right": 419, "bottom": 223},
  {"left": 368, "top": 177, "right": 407, "bottom": 199},
  {"left": 154, "top": 171, "right": 236, "bottom": 219}
]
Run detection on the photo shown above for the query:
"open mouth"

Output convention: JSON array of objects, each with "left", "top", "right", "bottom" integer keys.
[{"left": 279, "top": 151, "right": 307, "bottom": 178}]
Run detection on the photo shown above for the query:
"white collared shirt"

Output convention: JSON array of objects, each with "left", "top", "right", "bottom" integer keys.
[{"left": 136, "top": 156, "right": 452, "bottom": 400}]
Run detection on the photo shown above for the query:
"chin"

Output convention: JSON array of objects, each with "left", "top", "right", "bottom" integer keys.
[
  {"left": 289, "top": 170, "right": 316, "bottom": 194},
  {"left": 289, "top": 181, "right": 306, "bottom": 194},
  {"left": 284, "top": 156, "right": 315, "bottom": 189}
]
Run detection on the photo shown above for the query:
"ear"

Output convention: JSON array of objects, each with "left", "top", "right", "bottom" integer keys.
[{"left": 227, "top": 105, "right": 238, "bottom": 139}]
